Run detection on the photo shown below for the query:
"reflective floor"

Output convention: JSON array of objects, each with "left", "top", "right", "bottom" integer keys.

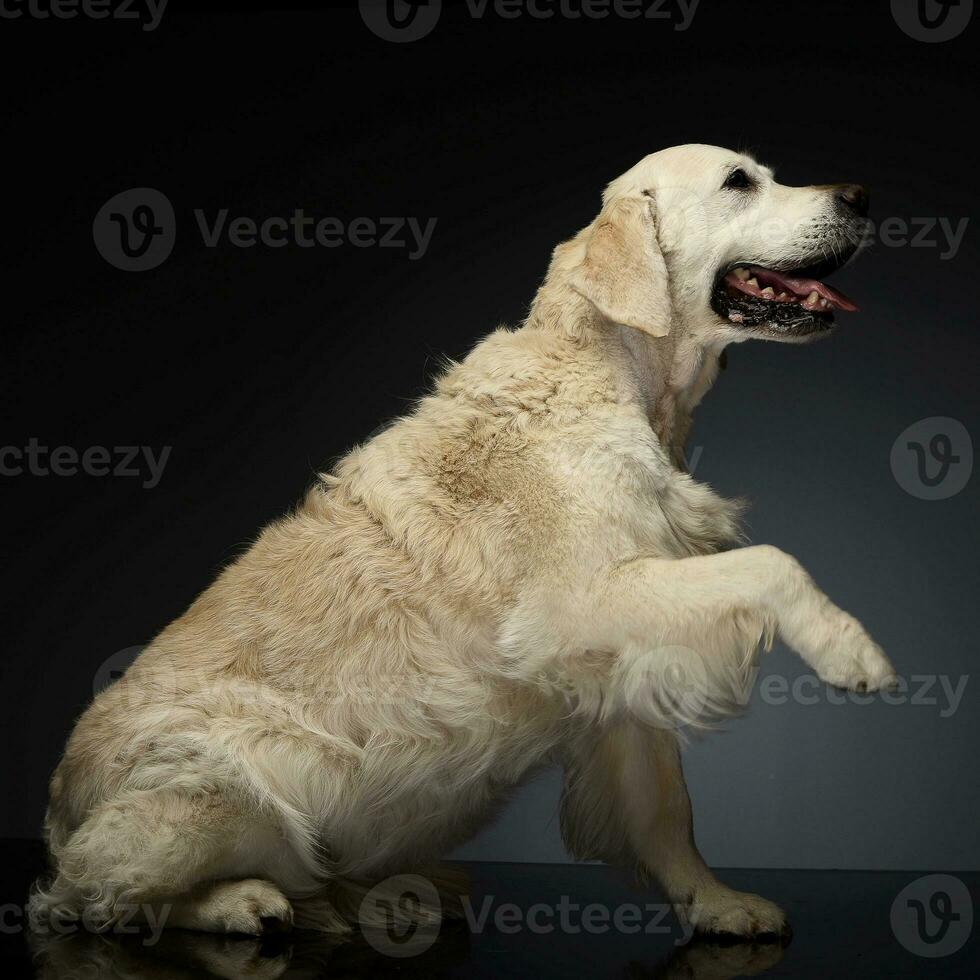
[{"left": 3, "top": 840, "right": 977, "bottom": 978}]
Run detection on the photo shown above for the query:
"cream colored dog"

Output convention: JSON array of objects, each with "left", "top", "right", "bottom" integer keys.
[{"left": 32, "top": 144, "right": 895, "bottom": 942}]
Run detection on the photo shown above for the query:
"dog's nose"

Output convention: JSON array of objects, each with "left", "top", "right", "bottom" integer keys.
[{"left": 836, "top": 183, "right": 870, "bottom": 217}]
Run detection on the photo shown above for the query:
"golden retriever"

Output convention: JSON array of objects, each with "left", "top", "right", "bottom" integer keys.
[{"left": 31, "top": 144, "right": 895, "bottom": 941}]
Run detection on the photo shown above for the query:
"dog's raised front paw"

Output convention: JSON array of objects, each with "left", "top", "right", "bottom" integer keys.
[{"left": 811, "top": 615, "right": 897, "bottom": 693}]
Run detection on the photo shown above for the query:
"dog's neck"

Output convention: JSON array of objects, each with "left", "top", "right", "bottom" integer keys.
[
  {"left": 524, "top": 262, "right": 723, "bottom": 469},
  {"left": 614, "top": 323, "right": 723, "bottom": 467}
]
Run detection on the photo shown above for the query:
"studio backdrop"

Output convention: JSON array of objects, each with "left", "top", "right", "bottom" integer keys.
[{"left": 1, "top": 0, "right": 977, "bottom": 873}]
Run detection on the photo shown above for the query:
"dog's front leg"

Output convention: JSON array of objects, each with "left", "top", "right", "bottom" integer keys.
[
  {"left": 574, "top": 545, "right": 896, "bottom": 699},
  {"left": 561, "top": 722, "right": 789, "bottom": 939},
  {"left": 551, "top": 544, "right": 895, "bottom": 938}
]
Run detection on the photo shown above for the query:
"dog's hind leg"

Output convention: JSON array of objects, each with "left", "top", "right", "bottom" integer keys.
[
  {"left": 561, "top": 721, "right": 789, "bottom": 940},
  {"left": 30, "top": 785, "right": 300, "bottom": 935}
]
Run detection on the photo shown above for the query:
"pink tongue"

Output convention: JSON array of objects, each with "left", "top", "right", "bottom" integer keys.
[
  {"left": 749, "top": 265, "right": 858, "bottom": 312},
  {"left": 774, "top": 273, "right": 857, "bottom": 312}
]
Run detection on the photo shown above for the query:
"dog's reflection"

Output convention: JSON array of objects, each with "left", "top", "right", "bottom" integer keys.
[
  {"left": 636, "top": 938, "right": 787, "bottom": 979},
  {"left": 32, "top": 924, "right": 470, "bottom": 980},
  {"left": 34, "top": 926, "right": 785, "bottom": 979}
]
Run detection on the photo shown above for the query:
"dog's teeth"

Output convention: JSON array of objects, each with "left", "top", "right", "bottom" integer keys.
[
  {"left": 777, "top": 292, "right": 791, "bottom": 301},
  {"left": 806, "top": 290, "right": 819, "bottom": 305},
  {"left": 733, "top": 268, "right": 750, "bottom": 281},
  {"left": 760, "top": 286, "right": 775, "bottom": 299},
  {"left": 746, "top": 277, "right": 759, "bottom": 288}
]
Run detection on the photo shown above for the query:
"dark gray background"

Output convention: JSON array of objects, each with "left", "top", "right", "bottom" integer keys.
[{"left": 1, "top": 0, "right": 977, "bottom": 870}]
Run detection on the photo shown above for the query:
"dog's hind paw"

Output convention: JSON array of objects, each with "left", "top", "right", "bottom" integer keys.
[{"left": 171, "top": 878, "right": 294, "bottom": 936}]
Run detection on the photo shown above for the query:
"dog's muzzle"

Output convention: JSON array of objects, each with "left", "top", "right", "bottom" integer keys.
[{"left": 710, "top": 184, "right": 870, "bottom": 340}]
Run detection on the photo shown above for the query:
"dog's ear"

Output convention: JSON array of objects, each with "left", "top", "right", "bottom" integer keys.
[{"left": 569, "top": 194, "right": 671, "bottom": 338}]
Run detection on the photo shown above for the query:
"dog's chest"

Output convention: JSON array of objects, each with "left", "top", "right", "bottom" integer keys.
[
  {"left": 553, "top": 411, "right": 743, "bottom": 561},
  {"left": 651, "top": 473, "right": 742, "bottom": 556}
]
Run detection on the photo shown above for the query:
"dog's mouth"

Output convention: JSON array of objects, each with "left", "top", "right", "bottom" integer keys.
[{"left": 710, "top": 252, "right": 859, "bottom": 340}]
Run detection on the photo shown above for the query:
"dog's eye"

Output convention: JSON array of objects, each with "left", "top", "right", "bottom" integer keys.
[{"left": 723, "top": 168, "right": 752, "bottom": 191}]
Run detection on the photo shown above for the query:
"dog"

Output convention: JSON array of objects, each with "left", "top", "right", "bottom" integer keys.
[{"left": 31, "top": 144, "right": 896, "bottom": 942}]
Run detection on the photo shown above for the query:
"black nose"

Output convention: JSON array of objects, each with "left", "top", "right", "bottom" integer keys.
[{"left": 836, "top": 183, "right": 870, "bottom": 217}]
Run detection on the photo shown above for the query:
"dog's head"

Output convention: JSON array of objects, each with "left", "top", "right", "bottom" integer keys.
[{"left": 569, "top": 144, "right": 869, "bottom": 343}]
